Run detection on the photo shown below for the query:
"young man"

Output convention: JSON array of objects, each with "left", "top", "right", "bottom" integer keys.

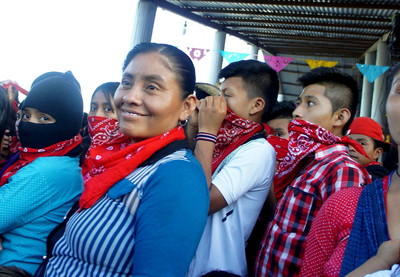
[
  {"left": 348, "top": 117, "right": 390, "bottom": 180},
  {"left": 255, "top": 67, "right": 372, "bottom": 277},
  {"left": 266, "top": 100, "right": 296, "bottom": 140},
  {"left": 187, "top": 60, "right": 279, "bottom": 277}
]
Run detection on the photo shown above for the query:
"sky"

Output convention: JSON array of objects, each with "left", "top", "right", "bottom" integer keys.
[{"left": 1, "top": 0, "right": 260, "bottom": 111}]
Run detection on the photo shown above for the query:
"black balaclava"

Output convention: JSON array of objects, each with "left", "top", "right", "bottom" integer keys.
[{"left": 19, "top": 71, "right": 83, "bottom": 149}]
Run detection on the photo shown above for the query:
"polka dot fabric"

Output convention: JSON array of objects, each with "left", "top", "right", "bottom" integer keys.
[{"left": 300, "top": 187, "right": 363, "bottom": 277}]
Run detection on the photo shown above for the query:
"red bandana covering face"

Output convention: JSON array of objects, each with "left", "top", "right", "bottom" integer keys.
[
  {"left": 267, "top": 135, "right": 289, "bottom": 200},
  {"left": 274, "top": 119, "right": 369, "bottom": 197},
  {"left": 266, "top": 135, "right": 289, "bottom": 164},
  {"left": 82, "top": 116, "right": 131, "bottom": 178},
  {"left": 212, "top": 109, "right": 264, "bottom": 173},
  {"left": 79, "top": 126, "right": 186, "bottom": 209},
  {"left": 0, "top": 134, "right": 83, "bottom": 186},
  {"left": 263, "top": 123, "right": 289, "bottom": 164}
]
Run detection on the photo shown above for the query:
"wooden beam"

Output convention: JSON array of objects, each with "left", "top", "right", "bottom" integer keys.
[
  {"left": 275, "top": 49, "right": 363, "bottom": 58},
  {"left": 274, "top": 44, "right": 364, "bottom": 53},
  {"left": 271, "top": 44, "right": 363, "bottom": 51},
  {"left": 281, "top": 62, "right": 356, "bottom": 69},
  {"left": 182, "top": 0, "right": 400, "bottom": 10},
  {"left": 256, "top": 38, "right": 374, "bottom": 47},
  {"left": 254, "top": 34, "right": 374, "bottom": 45},
  {"left": 281, "top": 81, "right": 301, "bottom": 87},
  {"left": 262, "top": 39, "right": 372, "bottom": 48},
  {"left": 246, "top": 31, "right": 378, "bottom": 40},
  {"left": 217, "top": 19, "right": 390, "bottom": 31},
  {"left": 238, "top": 27, "right": 383, "bottom": 37},
  {"left": 195, "top": 10, "right": 391, "bottom": 23}
]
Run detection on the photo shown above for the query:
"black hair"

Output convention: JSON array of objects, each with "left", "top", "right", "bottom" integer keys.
[
  {"left": 388, "top": 63, "right": 400, "bottom": 85},
  {"left": 298, "top": 67, "right": 358, "bottom": 136},
  {"left": 123, "top": 43, "right": 196, "bottom": 99},
  {"left": 264, "top": 100, "right": 296, "bottom": 122},
  {"left": 218, "top": 60, "right": 279, "bottom": 120},
  {"left": 0, "top": 265, "right": 30, "bottom": 277},
  {"left": 373, "top": 139, "right": 390, "bottom": 152},
  {"left": 0, "top": 86, "right": 16, "bottom": 139},
  {"left": 91, "top": 82, "right": 120, "bottom": 112}
]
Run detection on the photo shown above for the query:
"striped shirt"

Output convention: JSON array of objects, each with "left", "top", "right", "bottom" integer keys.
[{"left": 45, "top": 150, "right": 209, "bottom": 277}]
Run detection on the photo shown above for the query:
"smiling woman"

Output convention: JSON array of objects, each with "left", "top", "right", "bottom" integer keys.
[
  {"left": 45, "top": 42, "right": 210, "bottom": 277},
  {"left": 116, "top": 43, "right": 198, "bottom": 141}
]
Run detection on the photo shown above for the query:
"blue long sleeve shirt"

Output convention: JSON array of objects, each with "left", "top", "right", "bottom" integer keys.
[{"left": 0, "top": 156, "right": 83, "bottom": 275}]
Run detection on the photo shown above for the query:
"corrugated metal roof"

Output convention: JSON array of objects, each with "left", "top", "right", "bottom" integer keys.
[
  {"left": 149, "top": 0, "right": 399, "bottom": 100},
  {"left": 151, "top": 0, "right": 399, "bottom": 58}
]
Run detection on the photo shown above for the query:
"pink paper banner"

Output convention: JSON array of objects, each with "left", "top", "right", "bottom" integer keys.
[
  {"left": 187, "top": 47, "right": 210, "bottom": 61},
  {"left": 263, "top": 55, "right": 294, "bottom": 72}
]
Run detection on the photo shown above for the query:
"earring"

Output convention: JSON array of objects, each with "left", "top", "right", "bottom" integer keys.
[{"left": 179, "top": 118, "right": 189, "bottom": 127}]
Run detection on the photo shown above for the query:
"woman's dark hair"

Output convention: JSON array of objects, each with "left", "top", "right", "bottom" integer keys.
[
  {"left": 123, "top": 43, "right": 196, "bottom": 99},
  {"left": 91, "top": 82, "right": 120, "bottom": 112},
  {"left": 0, "top": 86, "right": 16, "bottom": 139},
  {"left": 388, "top": 62, "right": 400, "bottom": 84}
]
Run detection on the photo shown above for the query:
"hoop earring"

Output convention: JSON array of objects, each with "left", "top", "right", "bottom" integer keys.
[{"left": 179, "top": 118, "right": 189, "bottom": 127}]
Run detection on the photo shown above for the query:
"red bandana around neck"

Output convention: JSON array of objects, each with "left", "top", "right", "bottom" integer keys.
[
  {"left": 0, "top": 134, "right": 83, "bottom": 186},
  {"left": 274, "top": 119, "right": 369, "bottom": 198},
  {"left": 364, "top": 161, "right": 381, "bottom": 167},
  {"left": 82, "top": 116, "right": 131, "bottom": 177},
  {"left": 212, "top": 109, "right": 264, "bottom": 173},
  {"left": 79, "top": 126, "right": 186, "bottom": 209}
]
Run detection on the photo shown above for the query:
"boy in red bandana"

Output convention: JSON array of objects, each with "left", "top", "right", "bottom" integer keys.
[
  {"left": 187, "top": 60, "right": 279, "bottom": 277},
  {"left": 348, "top": 117, "right": 390, "bottom": 180},
  {"left": 255, "top": 67, "right": 371, "bottom": 277}
]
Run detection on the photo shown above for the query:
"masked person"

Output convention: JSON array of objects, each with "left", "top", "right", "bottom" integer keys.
[{"left": 0, "top": 71, "right": 84, "bottom": 275}]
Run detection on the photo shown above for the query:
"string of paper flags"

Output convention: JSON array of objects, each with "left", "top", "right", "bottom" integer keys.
[{"left": 186, "top": 47, "right": 390, "bottom": 83}]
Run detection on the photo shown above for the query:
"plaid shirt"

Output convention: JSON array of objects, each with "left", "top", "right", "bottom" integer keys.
[{"left": 255, "top": 144, "right": 371, "bottom": 277}]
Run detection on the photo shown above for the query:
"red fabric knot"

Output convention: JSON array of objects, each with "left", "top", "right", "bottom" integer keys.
[{"left": 79, "top": 126, "right": 186, "bottom": 209}]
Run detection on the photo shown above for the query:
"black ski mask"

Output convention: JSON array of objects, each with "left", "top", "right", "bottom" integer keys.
[{"left": 19, "top": 71, "right": 83, "bottom": 149}]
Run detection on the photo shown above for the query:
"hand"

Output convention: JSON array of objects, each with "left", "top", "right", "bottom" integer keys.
[
  {"left": 197, "top": 96, "right": 227, "bottom": 135},
  {"left": 188, "top": 99, "right": 200, "bottom": 129},
  {"left": 0, "top": 80, "right": 18, "bottom": 102},
  {"left": 0, "top": 130, "right": 12, "bottom": 159},
  {"left": 375, "top": 240, "right": 400, "bottom": 268}
]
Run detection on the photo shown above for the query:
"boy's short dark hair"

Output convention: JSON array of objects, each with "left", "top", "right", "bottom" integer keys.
[
  {"left": 218, "top": 60, "right": 279, "bottom": 121},
  {"left": 298, "top": 67, "right": 358, "bottom": 135},
  {"left": 265, "top": 100, "right": 296, "bottom": 122}
]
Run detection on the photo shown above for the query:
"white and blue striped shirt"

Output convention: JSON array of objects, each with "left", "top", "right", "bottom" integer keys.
[{"left": 45, "top": 150, "right": 209, "bottom": 277}]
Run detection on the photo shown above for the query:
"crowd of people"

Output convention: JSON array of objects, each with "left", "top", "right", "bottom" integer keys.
[{"left": 0, "top": 42, "right": 399, "bottom": 277}]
